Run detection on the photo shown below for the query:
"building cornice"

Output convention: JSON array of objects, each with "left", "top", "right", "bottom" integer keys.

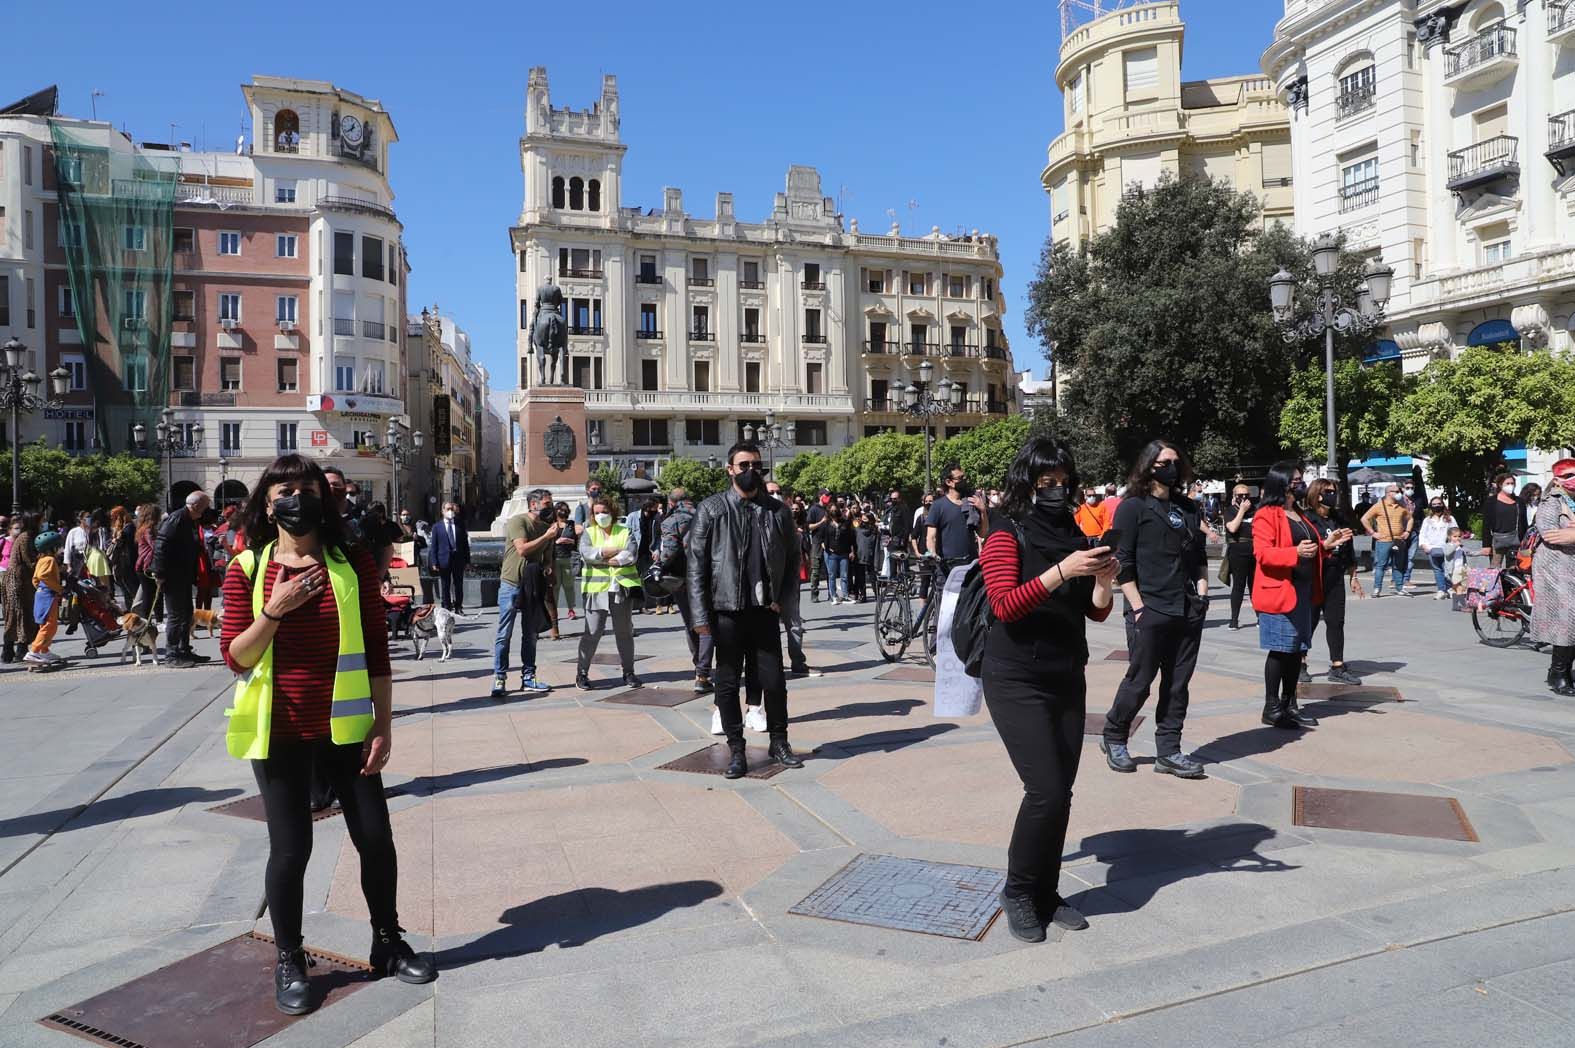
[{"left": 1262, "top": 0, "right": 1410, "bottom": 81}]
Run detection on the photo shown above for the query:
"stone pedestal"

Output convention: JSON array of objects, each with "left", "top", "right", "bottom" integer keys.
[{"left": 490, "top": 385, "right": 588, "bottom": 535}]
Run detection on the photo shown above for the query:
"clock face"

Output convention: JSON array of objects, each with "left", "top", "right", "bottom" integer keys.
[{"left": 341, "top": 115, "right": 363, "bottom": 146}]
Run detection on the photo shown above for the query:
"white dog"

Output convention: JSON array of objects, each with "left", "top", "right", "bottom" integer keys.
[{"left": 412, "top": 605, "right": 455, "bottom": 661}]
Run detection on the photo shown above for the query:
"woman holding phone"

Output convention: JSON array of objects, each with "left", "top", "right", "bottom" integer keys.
[
  {"left": 1252, "top": 462, "right": 1325, "bottom": 730},
  {"left": 1302, "top": 478, "right": 1359, "bottom": 685}
]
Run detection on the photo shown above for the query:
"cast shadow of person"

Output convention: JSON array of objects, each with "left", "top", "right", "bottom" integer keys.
[
  {"left": 1062, "top": 823, "right": 1298, "bottom": 917},
  {"left": 436, "top": 879, "right": 724, "bottom": 969}
]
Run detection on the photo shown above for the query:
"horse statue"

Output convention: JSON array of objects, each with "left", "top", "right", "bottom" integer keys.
[{"left": 529, "top": 282, "right": 568, "bottom": 385}]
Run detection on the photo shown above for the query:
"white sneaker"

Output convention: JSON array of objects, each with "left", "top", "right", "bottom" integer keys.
[
  {"left": 1434, "top": 591, "right": 1449, "bottom": 600},
  {"left": 710, "top": 707, "right": 724, "bottom": 736},
  {"left": 22, "top": 651, "right": 46, "bottom": 664},
  {"left": 43, "top": 651, "right": 65, "bottom": 663},
  {"left": 744, "top": 705, "right": 768, "bottom": 733}
]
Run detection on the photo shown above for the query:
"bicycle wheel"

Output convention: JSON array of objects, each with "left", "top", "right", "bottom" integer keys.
[
  {"left": 874, "top": 591, "right": 912, "bottom": 663},
  {"left": 1473, "top": 581, "right": 1530, "bottom": 648},
  {"left": 923, "top": 600, "right": 940, "bottom": 667}
]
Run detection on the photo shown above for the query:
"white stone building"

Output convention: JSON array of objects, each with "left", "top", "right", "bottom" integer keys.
[{"left": 510, "top": 69, "right": 1015, "bottom": 480}]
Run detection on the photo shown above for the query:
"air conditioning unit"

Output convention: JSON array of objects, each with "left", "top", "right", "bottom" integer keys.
[
  {"left": 220, "top": 318, "right": 239, "bottom": 330},
  {"left": 122, "top": 317, "right": 144, "bottom": 330},
  {"left": 277, "top": 319, "right": 296, "bottom": 332}
]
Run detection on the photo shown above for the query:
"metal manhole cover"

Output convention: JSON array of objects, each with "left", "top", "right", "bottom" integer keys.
[
  {"left": 1292, "top": 786, "right": 1477, "bottom": 842},
  {"left": 38, "top": 932, "right": 376, "bottom": 1048},
  {"left": 1299, "top": 683, "right": 1406, "bottom": 703},
  {"left": 209, "top": 788, "right": 406, "bottom": 823},
  {"left": 876, "top": 667, "right": 934, "bottom": 683},
  {"left": 563, "top": 653, "right": 655, "bottom": 666},
  {"left": 1084, "top": 714, "right": 1141, "bottom": 735},
  {"left": 789, "top": 853, "right": 1004, "bottom": 940},
  {"left": 1104, "top": 650, "right": 1129, "bottom": 662},
  {"left": 601, "top": 687, "right": 700, "bottom": 708},
  {"left": 656, "top": 743, "right": 800, "bottom": 780}
]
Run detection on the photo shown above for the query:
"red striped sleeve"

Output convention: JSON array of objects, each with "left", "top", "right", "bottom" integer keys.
[{"left": 981, "top": 529, "right": 1051, "bottom": 623}]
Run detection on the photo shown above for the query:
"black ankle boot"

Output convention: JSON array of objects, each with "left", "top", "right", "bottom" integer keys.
[
  {"left": 767, "top": 738, "right": 804, "bottom": 768},
  {"left": 1, "top": 641, "right": 13, "bottom": 664},
  {"left": 1284, "top": 697, "right": 1318, "bottom": 728},
  {"left": 724, "top": 744, "right": 748, "bottom": 780},
  {"left": 370, "top": 926, "right": 436, "bottom": 984},
  {"left": 1261, "top": 697, "right": 1298, "bottom": 730},
  {"left": 274, "top": 948, "right": 314, "bottom": 1015}
]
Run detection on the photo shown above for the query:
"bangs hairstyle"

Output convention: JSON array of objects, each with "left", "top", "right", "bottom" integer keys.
[
  {"left": 1303, "top": 477, "right": 1337, "bottom": 514},
  {"left": 1259, "top": 460, "right": 1300, "bottom": 508},
  {"left": 1127, "top": 439, "right": 1193, "bottom": 495},
  {"left": 240, "top": 453, "right": 349, "bottom": 558},
  {"left": 1004, "top": 436, "right": 1082, "bottom": 520}
]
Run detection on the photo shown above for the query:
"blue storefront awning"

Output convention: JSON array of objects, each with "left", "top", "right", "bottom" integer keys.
[
  {"left": 1467, "top": 319, "right": 1520, "bottom": 347},
  {"left": 1364, "top": 339, "right": 1402, "bottom": 363},
  {"left": 1347, "top": 454, "right": 1414, "bottom": 470}
]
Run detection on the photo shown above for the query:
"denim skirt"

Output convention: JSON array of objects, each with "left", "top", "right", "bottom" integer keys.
[{"left": 1257, "top": 578, "right": 1314, "bottom": 653}]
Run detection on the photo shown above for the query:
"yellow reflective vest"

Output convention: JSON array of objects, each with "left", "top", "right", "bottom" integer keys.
[
  {"left": 581, "top": 523, "right": 641, "bottom": 593},
  {"left": 223, "top": 542, "right": 374, "bottom": 760}
]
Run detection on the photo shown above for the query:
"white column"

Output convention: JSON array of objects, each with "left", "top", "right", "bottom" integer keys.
[
  {"left": 1520, "top": 1, "right": 1555, "bottom": 252},
  {"left": 1421, "top": 40, "right": 1456, "bottom": 271}
]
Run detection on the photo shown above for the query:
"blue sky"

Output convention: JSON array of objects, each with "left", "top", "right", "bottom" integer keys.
[{"left": 15, "top": 0, "right": 1282, "bottom": 391}]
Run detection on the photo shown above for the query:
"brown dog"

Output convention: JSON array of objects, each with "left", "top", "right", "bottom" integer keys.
[
  {"left": 119, "top": 613, "right": 161, "bottom": 666},
  {"left": 191, "top": 608, "right": 224, "bottom": 640}
]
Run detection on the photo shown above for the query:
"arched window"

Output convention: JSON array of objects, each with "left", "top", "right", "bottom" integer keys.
[
  {"left": 274, "top": 109, "right": 299, "bottom": 153},
  {"left": 569, "top": 177, "right": 584, "bottom": 210},
  {"left": 588, "top": 179, "right": 601, "bottom": 212},
  {"left": 1470, "top": 2, "right": 1505, "bottom": 32},
  {"left": 551, "top": 176, "right": 565, "bottom": 209},
  {"left": 1334, "top": 54, "right": 1376, "bottom": 119}
]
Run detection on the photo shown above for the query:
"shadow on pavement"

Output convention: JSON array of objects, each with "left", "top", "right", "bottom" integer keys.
[
  {"left": 0, "top": 786, "right": 243, "bottom": 839},
  {"left": 1192, "top": 700, "right": 1382, "bottom": 765},
  {"left": 1341, "top": 659, "right": 1407, "bottom": 675},
  {"left": 811, "top": 722, "right": 958, "bottom": 757},
  {"left": 1065, "top": 823, "right": 1297, "bottom": 915},
  {"left": 401, "top": 759, "right": 588, "bottom": 797},
  {"left": 792, "top": 699, "right": 922, "bottom": 724},
  {"left": 436, "top": 880, "right": 724, "bottom": 966}
]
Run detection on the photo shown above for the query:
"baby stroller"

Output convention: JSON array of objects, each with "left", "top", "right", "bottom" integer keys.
[
  {"left": 382, "top": 557, "right": 420, "bottom": 641},
  {"left": 65, "top": 576, "right": 123, "bottom": 657}
]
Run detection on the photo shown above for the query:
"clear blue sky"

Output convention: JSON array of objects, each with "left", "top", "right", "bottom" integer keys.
[{"left": 14, "top": 0, "right": 1282, "bottom": 391}]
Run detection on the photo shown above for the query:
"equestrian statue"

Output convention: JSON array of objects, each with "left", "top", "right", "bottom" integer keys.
[{"left": 529, "top": 282, "right": 569, "bottom": 386}]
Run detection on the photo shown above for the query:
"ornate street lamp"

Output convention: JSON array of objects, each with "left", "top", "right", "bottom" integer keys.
[
  {"left": 742, "top": 408, "right": 796, "bottom": 472},
  {"left": 134, "top": 406, "right": 204, "bottom": 509},
  {"left": 0, "top": 338, "right": 70, "bottom": 515},
  {"left": 891, "top": 358, "right": 962, "bottom": 491},
  {"left": 377, "top": 419, "right": 424, "bottom": 514}
]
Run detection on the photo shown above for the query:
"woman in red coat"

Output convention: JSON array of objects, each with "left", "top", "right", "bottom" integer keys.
[{"left": 1252, "top": 461, "right": 1325, "bottom": 730}]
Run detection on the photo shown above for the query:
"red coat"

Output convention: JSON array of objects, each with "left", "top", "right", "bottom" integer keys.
[{"left": 1252, "top": 504, "right": 1324, "bottom": 614}]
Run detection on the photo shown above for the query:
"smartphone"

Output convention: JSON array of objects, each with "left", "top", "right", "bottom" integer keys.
[{"left": 1095, "top": 528, "right": 1123, "bottom": 551}]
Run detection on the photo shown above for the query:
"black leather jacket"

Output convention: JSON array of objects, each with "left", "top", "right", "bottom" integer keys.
[
  {"left": 151, "top": 509, "right": 202, "bottom": 581},
  {"left": 686, "top": 487, "right": 799, "bottom": 630}
]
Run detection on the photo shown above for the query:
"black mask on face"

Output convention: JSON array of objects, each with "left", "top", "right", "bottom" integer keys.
[
  {"left": 1033, "top": 485, "right": 1071, "bottom": 520},
  {"left": 952, "top": 478, "right": 975, "bottom": 498},
  {"left": 734, "top": 468, "right": 760, "bottom": 494},
  {"left": 1320, "top": 491, "right": 1338, "bottom": 510},
  {"left": 272, "top": 491, "right": 323, "bottom": 537},
  {"left": 537, "top": 504, "right": 554, "bottom": 521},
  {"left": 1152, "top": 461, "right": 1179, "bottom": 487},
  {"left": 1292, "top": 481, "right": 1308, "bottom": 498}
]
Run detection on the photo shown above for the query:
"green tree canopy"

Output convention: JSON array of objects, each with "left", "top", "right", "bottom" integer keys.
[
  {"left": 2, "top": 443, "right": 160, "bottom": 517},
  {"left": 934, "top": 416, "right": 1030, "bottom": 491},
  {"left": 776, "top": 451, "right": 833, "bottom": 497},
  {"left": 588, "top": 464, "right": 624, "bottom": 500},
  {"left": 1279, "top": 357, "right": 1410, "bottom": 470},
  {"left": 826, "top": 432, "right": 927, "bottom": 500},
  {"left": 655, "top": 457, "right": 728, "bottom": 501}
]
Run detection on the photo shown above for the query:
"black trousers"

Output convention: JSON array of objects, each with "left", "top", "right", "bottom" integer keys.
[
  {"left": 253, "top": 737, "right": 398, "bottom": 952},
  {"left": 713, "top": 608, "right": 788, "bottom": 745},
  {"left": 438, "top": 565, "right": 465, "bottom": 611},
  {"left": 1227, "top": 547, "right": 1255, "bottom": 625},
  {"left": 164, "top": 577, "right": 194, "bottom": 656},
  {"left": 984, "top": 661, "right": 1085, "bottom": 901},
  {"left": 1309, "top": 578, "right": 1346, "bottom": 664},
  {"left": 849, "top": 561, "right": 868, "bottom": 601},
  {"left": 1104, "top": 608, "right": 1203, "bottom": 757}
]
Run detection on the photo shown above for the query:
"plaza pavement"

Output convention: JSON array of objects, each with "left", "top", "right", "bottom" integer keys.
[{"left": 0, "top": 577, "right": 1573, "bottom": 1047}]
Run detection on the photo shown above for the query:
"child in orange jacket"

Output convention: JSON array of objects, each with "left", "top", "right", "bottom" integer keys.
[{"left": 28, "top": 531, "right": 65, "bottom": 665}]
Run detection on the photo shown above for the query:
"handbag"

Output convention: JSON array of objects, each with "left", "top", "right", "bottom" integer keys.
[{"left": 1217, "top": 554, "right": 1230, "bottom": 585}]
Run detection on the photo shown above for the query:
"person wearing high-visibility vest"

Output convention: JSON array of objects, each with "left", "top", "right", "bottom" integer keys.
[
  {"left": 220, "top": 455, "right": 434, "bottom": 1016},
  {"left": 575, "top": 492, "right": 643, "bottom": 690}
]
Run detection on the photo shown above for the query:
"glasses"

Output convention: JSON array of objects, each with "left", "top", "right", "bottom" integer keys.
[{"left": 732, "top": 461, "right": 764, "bottom": 473}]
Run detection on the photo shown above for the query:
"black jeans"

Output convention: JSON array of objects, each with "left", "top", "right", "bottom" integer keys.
[
  {"left": 984, "top": 660, "right": 1085, "bottom": 901},
  {"left": 253, "top": 737, "right": 398, "bottom": 951},
  {"left": 713, "top": 608, "right": 788, "bottom": 745},
  {"left": 849, "top": 561, "right": 867, "bottom": 601},
  {"left": 1104, "top": 608, "right": 1203, "bottom": 757},
  {"left": 1310, "top": 577, "right": 1346, "bottom": 664},
  {"left": 1227, "top": 546, "right": 1255, "bottom": 625},
  {"left": 164, "top": 577, "right": 194, "bottom": 656}
]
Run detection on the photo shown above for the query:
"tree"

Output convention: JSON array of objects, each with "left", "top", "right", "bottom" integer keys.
[
  {"left": 0, "top": 443, "right": 160, "bottom": 516},
  {"left": 934, "top": 416, "right": 1030, "bottom": 491},
  {"left": 776, "top": 451, "right": 833, "bottom": 497},
  {"left": 1389, "top": 344, "right": 1575, "bottom": 497},
  {"left": 655, "top": 457, "right": 727, "bottom": 501},
  {"left": 825, "top": 432, "right": 927, "bottom": 500},
  {"left": 1024, "top": 173, "right": 1371, "bottom": 479},
  {"left": 1279, "top": 357, "right": 1411, "bottom": 487},
  {"left": 588, "top": 464, "right": 623, "bottom": 499}
]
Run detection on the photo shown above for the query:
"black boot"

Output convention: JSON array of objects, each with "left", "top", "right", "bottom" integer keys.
[
  {"left": 1, "top": 641, "right": 13, "bottom": 664},
  {"left": 1549, "top": 649, "right": 1575, "bottom": 696},
  {"left": 724, "top": 743, "right": 748, "bottom": 780},
  {"left": 274, "top": 948, "right": 314, "bottom": 1015},
  {"left": 1261, "top": 697, "right": 1299, "bottom": 730},
  {"left": 768, "top": 737, "right": 805, "bottom": 768},
  {"left": 1284, "top": 696, "right": 1318, "bottom": 728},
  {"left": 370, "top": 926, "right": 436, "bottom": 984},
  {"left": 999, "top": 891, "right": 1046, "bottom": 943}
]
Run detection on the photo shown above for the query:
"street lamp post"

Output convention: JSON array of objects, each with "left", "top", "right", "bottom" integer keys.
[
  {"left": 217, "top": 456, "right": 229, "bottom": 508},
  {"left": 1270, "top": 235, "right": 1394, "bottom": 478},
  {"left": 891, "top": 358, "right": 963, "bottom": 492},
  {"left": 134, "top": 407, "right": 204, "bottom": 508},
  {"left": 742, "top": 409, "right": 795, "bottom": 473},
  {"left": 0, "top": 338, "right": 71, "bottom": 516},
  {"left": 378, "top": 419, "right": 425, "bottom": 515}
]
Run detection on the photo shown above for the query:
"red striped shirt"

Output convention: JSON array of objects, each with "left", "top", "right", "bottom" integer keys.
[
  {"left": 220, "top": 546, "right": 391, "bottom": 740},
  {"left": 980, "top": 528, "right": 1112, "bottom": 624}
]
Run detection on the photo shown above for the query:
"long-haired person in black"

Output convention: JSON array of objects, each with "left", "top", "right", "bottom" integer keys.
[
  {"left": 1223, "top": 481, "right": 1256, "bottom": 630},
  {"left": 1251, "top": 461, "right": 1328, "bottom": 730},
  {"left": 1100, "top": 440, "right": 1211, "bottom": 780},
  {"left": 1302, "top": 478, "right": 1360, "bottom": 686},
  {"left": 980, "top": 437, "right": 1119, "bottom": 942}
]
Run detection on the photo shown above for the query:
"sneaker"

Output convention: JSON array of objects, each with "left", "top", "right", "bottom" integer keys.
[
  {"left": 623, "top": 673, "right": 643, "bottom": 690},
  {"left": 575, "top": 673, "right": 592, "bottom": 691},
  {"left": 490, "top": 675, "right": 507, "bottom": 699},
  {"left": 999, "top": 891, "right": 1046, "bottom": 944},
  {"left": 166, "top": 654, "right": 198, "bottom": 669},
  {"left": 1099, "top": 738, "right": 1137, "bottom": 773},
  {"left": 694, "top": 675, "right": 713, "bottom": 694},
  {"left": 42, "top": 651, "right": 65, "bottom": 664},
  {"left": 710, "top": 707, "right": 725, "bottom": 736},
  {"left": 1227, "top": 621, "right": 1240, "bottom": 631},
  {"left": 1327, "top": 666, "right": 1362, "bottom": 686},
  {"left": 789, "top": 664, "right": 823, "bottom": 677},
  {"left": 1154, "top": 752, "right": 1207, "bottom": 779},
  {"left": 1434, "top": 591, "right": 1449, "bottom": 601},
  {"left": 187, "top": 651, "right": 212, "bottom": 663},
  {"left": 744, "top": 705, "right": 768, "bottom": 733},
  {"left": 519, "top": 676, "right": 550, "bottom": 693},
  {"left": 1042, "top": 894, "right": 1090, "bottom": 932},
  {"left": 1371, "top": 591, "right": 1383, "bottom": 598},
  {"left": 22, "top": 651, "right": 47, "bottom": 664}
]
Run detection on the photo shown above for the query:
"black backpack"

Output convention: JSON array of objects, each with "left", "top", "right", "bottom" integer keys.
[{"left": 951, "top": 519, "right": 1019, "bottom": 678}]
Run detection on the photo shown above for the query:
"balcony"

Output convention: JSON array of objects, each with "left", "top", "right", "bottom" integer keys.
[
  {"left": 634, "top": 329, "right": 664, "bottom": 340},
  {"left": 688, "top": 277, "right": 714, "bottom": 287},
  {"left": 986, "top": 399, "right": 1009, "bottom": 414},
  {"left": 739, "top": 280, "right": 765, "bottom": 290},
  {"left": 801, "top": 281, "right": 826, "bottom": 291},
  {"left": 1549, "top": 110, "right": 1575, "bottom": 176},
  {"left": 865, "top": 398, "right": 898, "bottom": 413},
  {"left": 362, "top": 320, "right": 386, "bottom": 340},
  {"left": 1335, "top": 86, "right": 1376, "bottom": 122},
  {"left": 569, "top": 325, "right": 605, "bottom": 336},
  {"left": 906, "top": 342, "right": 940, "bottom": 356},
  {"left": 863, "top": 339, "right": 899, "bottom": 355},
  {"left": 333, "top": 317, "right": 355, "bottom": 336},
  {"left": 983, "top": 345, "right": 1010, "bottom": 362},
  {"left": 1444, "top": 24, "right": 1517, "bottom": 90},
  {"left": 802, "top": 334, "right": 828, "bottom": 344},
  {"left": 173, "top": 182, "right": 254, "bottom": 206},
  {"left": 559, "top": 268, "right": 603, "bottom": 279},
  {"left": 740, "top": 332, "right": 765, "bottom": 343},
  {"left": 1447, "top": 136, "right": 1519, "bottom": 192},
  {"left": 319, "top": 195, "right": 398, "bottom": 221},
  {"left": 1551, "top": 2, "right": 1575, "bottom": 44},
  {"left": 1339, "top": 176, "right": 1380, "bottom": 213},
  {"left": 635, "top": 273, "right": 663, "bottom": 285},
  {"left": 688, "top": 330, "right": 715, "bottom": 342},
  {"left": 582, "top": 390, "right": 856, "bottom": 415},
  {"left": 946, "top": 343, "right": 979, "bottom": 358}
]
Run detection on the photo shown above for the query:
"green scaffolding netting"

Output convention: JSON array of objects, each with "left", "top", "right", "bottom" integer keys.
[{"left": 49, "top": 122, "right": 177, "bottom": 453}]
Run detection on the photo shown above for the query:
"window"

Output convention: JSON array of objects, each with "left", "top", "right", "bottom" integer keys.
[
  {"left": 805, "top": 362, "right": 823, "bottom": 394},
  {"left": 519, "top": 298, "right": 529, "bottom": 330},
  {"left": 1410, "top": 130, "right": 1423, "bottom": 169},
  {"left": 124, "top": 288, "right": 146, "bottom": 319},
  {"left": 362, "top": 359, "right": 385, "bottom": 394},
  {"left": 63, "top": 421, "right": 88, "bottom": 453},
  {"left": 278, "top": 422, "right": 298, "bottom": 451},
  {"left": 639, "top": 303, "right": 658, "bottom": 334},
  {"left": 633, "top": 419, "right": 669, "bottom": 447},
  {"left": 568, "top": 177, "right": 584, "bottom": 210},
  {"left": 24, "top": 277, "right": 33, "bottom": 329},
  {"left": 22, "top": 144, "right": 32, "bottom": 186},
  {"left": 947, "top": 274, "right": 968, "bottom": 297},
  {"left": 173, "top": 290, "right": 195, "bottom": 321},
  {"left": 172, "top": 356, "right": 195, "bottom": 391},
  {"left": 220, "top": 357, "right": 242, "bottom": 391},
  {"left": 803, "top": 262, "right": 821, "bottom": 288},
  {"left": 221, "top": 422, "right": 242, "bottom": 453},
  {"left": 804, "top": 308, "right": 822, "bottom": 340},
  {"left": 797, "top": 421, "right": 827, "bottom": 446},
  {"left": 334, "top": 231, "right": 354, "bottom": 275},
  {"left": 742, "top": 259, "right": 761, "bottom": 286},
  {"left": 950, "top": 324, "right": 967, "bottom": 349},
  {"left": 552, "top": 176, "right": 565, "bottom": 209},
  {"left": 0, "top": 276, "right": 7, "bottom": 326},
  {"left": 334, "top": 357, "right": 356, "bottom": 391},
  {"left": 745, "top": 361, "right": 761, "bottom": 393},
  {"left": 63, "top": 353, "right": 87, "bottom": 390},
  {"left": 1406, "top": 32, "right": 1417, "bottom": 70},
  {"left": 743, "top": 307, "right": 761, "bottom": 340},
  {"left": 124, "top": 355, "right": 148, "bottom": 393},
  {"left": 1473, "top": 103, "right": 1508, "bottom": 143},
  {"left": 1069, "top": 70, "right": 1084, "bottom": 115},
  {"left": 910, "top": 323, "right": 928, "bottom": 350},
  {"left": 691, "top": 257, "right": 710, "bottom": 283},
  {"left": 276, "top": 234, "right": 297, "bottom": 258},
  {"left": 219, "top": 293, "right": 241, "bottom": 322},
  {"left": 275, "top": 181, "right": 297, "bottom": 203},
  {"left": 639, "top": 254, "right": 659, "bottom": 281},
  {"left": 686, "top": 419, "right": 720, "bottom": 446},
  {"left": 588, "top": 179, "right": 601, "bottom": 211},
  {"left": 571, "top": 355, "right": 603, "bottom": 389},
  {"left": 123, "top": 225, "right": 145, "bottom": 252},
  {"left": 172, "top": 227, "right": 195, "bottom": 253},
  {"left": 641, "top": 358, "right": 659, "bottom": 390},
  {"left": 1413, "top": 238, "right": 1427, "bottom": 279},
  {"left": 58, "top": 286, "right": 74, "bottom": 319},
  {"left": 1124, "top": 47, "right": 1159, "bottom": 93},
  {"left": 361, "top": 236, "right": 384, "bottom": 280},
  {"left": 274, "top": 109, "right": 300, "bottom": 153},
  {"left": 691, "top": 305, "right": 710, "bottom": 339},
  {"left": 1337, "top": 65, "right": 1376, "bottom": 118},
  {"left": 23, "top": 210, "right": 33, "bottom": 251},
  {"left": 388, "top": 242, "right": 398, "bottom": 285},
  {"left": 907, "top": 271, "right": 928, "bottom": 295},
  {"left": 587, "top": 419, "right": 606, "bottom": 447},
  {"left": 984, "top": 278, "right": 995, "bottom": 299},
  {"left": 276, "top": 295, "right": 297, "bottom": 323},
  {"left": 694, "top": 360, "right": 711, "bottom": 392},
  {"left": 1482, "top": 239, "right": 1512, "bottom": 265},
  {"left": 218, "top": 231, "right": 241, "bottom": 255},
  {"left": 277, "top": 358, "right": 298, "bottom": 391},
  {"left": 1340, "top": 155, "right": 1379, "bottom": 211}
]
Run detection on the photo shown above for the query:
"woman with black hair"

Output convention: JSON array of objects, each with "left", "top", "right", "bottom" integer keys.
[
  {"left": 1302, "top": 478, "right": 1359, "bottom": 686},
  {"left": 1223, "top": 482, "right": 1255, "bottom": 630},
  {"left": 1100, "top": 439, "right": 1211, "bottom": 780},
  {"left": 220, "top": 454, "right": 434, "bottom": 1015},
  {"left": 980, "top": 436, "right": 1118, "bottom": 942},
  {"left": 1252, "top": 461, "right": 1325, "bottom": 730}
]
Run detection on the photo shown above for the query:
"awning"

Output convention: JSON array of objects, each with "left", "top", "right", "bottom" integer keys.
[
  {"left": 1347, "top": 454, "right": 1413, "bottom": 470},
  {"left": 1467, "top": 319, "right": 1519, "bottom": 347},
  {"left": 1364, "top": 339, "right": 1401, "bottom": 363}
]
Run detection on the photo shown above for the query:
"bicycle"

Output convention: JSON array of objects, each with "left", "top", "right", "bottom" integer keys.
[
  {"left": 1472, "top": 565, "right": 1535, "bottom": 648},
  {"left": 873, "top": 552, "right": 944, "bottom": 665}
]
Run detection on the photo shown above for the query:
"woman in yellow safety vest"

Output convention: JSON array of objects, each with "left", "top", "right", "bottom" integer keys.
[
  {"left": 220, "top": 454, "right": 434, "bottom": 1016},
  {"left": 574, "top": 492, "right": 643, "bottom": 690}
]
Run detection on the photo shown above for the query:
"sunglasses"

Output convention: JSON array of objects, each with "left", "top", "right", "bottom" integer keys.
[{"left": 732, "top": 461, "right": 765, "bottom": 473}]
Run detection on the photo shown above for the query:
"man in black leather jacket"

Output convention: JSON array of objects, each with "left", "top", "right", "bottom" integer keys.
[
  {"left": 151, "top": 490, "right": 210, "bottom": 667},
  {"left": 688, "top": 442, "right": 805, "bottom": 778}
]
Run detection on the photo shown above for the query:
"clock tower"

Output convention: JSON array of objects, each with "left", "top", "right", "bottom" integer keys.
[{"left": 519, "top": 68, "right": 624, "bottom": 228}]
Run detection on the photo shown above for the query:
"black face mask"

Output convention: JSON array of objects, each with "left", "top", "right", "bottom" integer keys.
[
  {"left": 538, "top": 504, "right": 555, "bottom": 521},
  {"left": 1152, "top": 462, "right": 1179, "bottom": 487},
  {"left": 272, "top": 491, "right": 323, "bottom": 537},
  {"left": 1320, "top": 492, "right": 1338, "bottom": 510},
  {"left": 734, "top": 468, "right": 761, "bottom": 494},
  {"left": 952, "top": 479, "right": 975, "bottom": 499},
  {"left": 1033, "top": 485, "right": 1071, "bottom": 520},
  {"left": 1293, "top": 481, "right": 1308, "bottom": 498}
]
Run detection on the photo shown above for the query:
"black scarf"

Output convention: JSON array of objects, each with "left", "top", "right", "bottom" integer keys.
[{"left": 1020, "top": 505, "right": 1087, "bottom": 583}]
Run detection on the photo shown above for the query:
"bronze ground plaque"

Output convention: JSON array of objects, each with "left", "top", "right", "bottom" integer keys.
[
  {"left": 39, "top": 932, "right": 376, "bottom": 1048},
  {"left": 657, "top": 743, "right": 797, "bottom": 780},
  {"left": 876, "top": 667, "right": 934, "bottom": 683},
  {"left": 1292, "top": 786, "right": 1478, "bottom": 842},
  {"left": 1103, "top": 649, "right": 1129, "bottom": 662},
  {"left": 601, "top": 687, "right": 699, "bottom": 708},
  {"left": 209, "top": 788, "right": 406, "bottom": 824},
  {"left": 1299, "top": 683, "right": 1406, "bottom": 703}
]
